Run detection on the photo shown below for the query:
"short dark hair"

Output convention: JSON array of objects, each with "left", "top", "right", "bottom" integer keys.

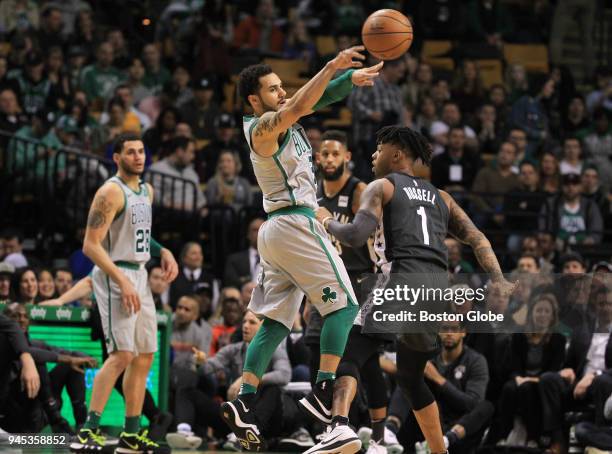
[
  {"left": 112, "top": 133, "right": 142, "bottom": 154},
  {"left": 238, "top": 64, "right": 274, "bottom": 104},
  {"left": 168, "top": 136, "right": 194, "bottom": 155},
  {"left": 376, "top": 126, "right": 433, "bottom": 166},
  {"left": 321, "top": 130, "right": 348, "bottom": 147},
  {"left": 52, "top": 267, "right": 72, "bottom": 278},
  {"left": 448, "top": 125, "right": 465, "bottom": 135},
  {"left": 518, "top": 253, "right": 540, "bottom": 268},
  {"left": 519, "top": 160, "right": 537, "bottom": 172}
]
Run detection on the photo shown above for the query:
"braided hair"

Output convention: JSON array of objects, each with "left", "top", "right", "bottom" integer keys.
[{"left": 376, "top": 126, "right": 433, "bottom": 166}]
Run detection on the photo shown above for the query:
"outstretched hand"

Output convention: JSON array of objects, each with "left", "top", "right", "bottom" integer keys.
[
  {"left": 352, "top": 61, "right": 384, "bottom": 87},
  {"left": 330, "top": 45, "right": 366, "bottom": 70}
]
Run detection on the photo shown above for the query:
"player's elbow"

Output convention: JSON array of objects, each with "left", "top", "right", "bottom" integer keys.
[{"left": 82, "top": 241, "right": 97, "bottom": 259}]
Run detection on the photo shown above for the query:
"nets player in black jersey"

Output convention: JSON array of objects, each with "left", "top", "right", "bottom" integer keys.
[
  {"left": 301, "top": 130, "right": 390, "bottom": 453},
  {"left": 314, "top": 126, "right": 517, "bottom": 454}
]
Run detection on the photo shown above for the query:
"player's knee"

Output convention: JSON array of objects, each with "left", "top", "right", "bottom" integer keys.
[
  {"left": 136, "top": 352, "right": 154, "bottom": 367},
  {"left": 108, "top": 351, "right": 134, "bottom": 371}
]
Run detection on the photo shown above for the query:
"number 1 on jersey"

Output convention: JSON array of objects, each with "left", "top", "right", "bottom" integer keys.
[{"left": 416, "top": 206, "right": 430, "bottom": 245}]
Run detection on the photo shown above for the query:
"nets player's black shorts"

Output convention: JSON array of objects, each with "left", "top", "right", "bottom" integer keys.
[{"left": 392, "top": 259, "right": 447, "bottom": 355}]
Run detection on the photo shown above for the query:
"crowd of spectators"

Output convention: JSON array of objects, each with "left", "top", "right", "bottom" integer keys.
[{"left": 1, "top": 0, "right": 612, "bottom": 453}]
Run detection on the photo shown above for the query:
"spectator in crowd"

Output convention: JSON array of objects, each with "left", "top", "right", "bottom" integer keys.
[
  {"left": 559, "top": 137, "right": 584, "bottom": 176},
  {"left": 474, "top": 103, "right": 501, "bottom": 154},
  {"left": 0, "top": 88, "right": 27, "bottom": 141},
  {"left": 190, "top": 4, "right": 232, "bottom": 79},
  {"left": 210, "top": 295, "right": 243, "bottom": 356},
  {"left": 562, "top": 95, "right": 590, "bottom": 139},
  {"left": 503, "top": 161, "right": 547, "bottom": 254},
  {"left": 539, "top": 284, "right": 612, "bottom": 454},
  {"left": 488, "top": 83, "right": 510, "bottom": 133},
  {"left": 163, "top": 65, "right": 194, "bottom": 109},
  {"left": 505, "top": 64, "right": 530, "bottom": 104},
  {"left": 348, "top": 57, "right": 406, "bottom": 178},
  {"left": 204, "top": 150, "right": 253, "bottom": 213},
  {"left": 0, "top": 262, "right": 15, "bottom": 303},
  {"left": 79, "top": 41, "right": 124, "bottom": 105},
  {"left": 106, "top": 28, "right": 130, "bottom": 69},
  {"left": 142, "top": 43, "right": 171, "bottom": 95},
  {"left": 487, "top": 293, "right": 565, "bottom": 446},
  {"left": 148, "top": 136, "right": 207, "bottom": 212},
  {"left": 171, "top": 295, "right": 212, "bottom": 370},
  {"left": 13, "top": 267, "right": 38, "bottom": 304},
  {"left": 148, "top": 264, "right": 172, "bottom": 313},
  {"left": 170, "top": 241, "right": 214, "bottom": 310},
  {"left": 451, "top": 59, "right": 485, "bottom": 118},
  {"left": 4, "top": 303, "right": 97, "bottom": 432},
  {"left": 584, "top": 108, "right": 612, "bottom": 187},
  {"left": 582, "top": 166, "right": 611, "bottom": 224},
  {"left": 45, "top": 46, "right": 70, "bottom": 110},
  {"left": 53, "top": 268, "right": 73, "bottom": 297},
  {"left": 506, "top": 128, "right": 530, "bottom": 165},
  {"left": 241, "top": 281, "right": 257, "bottom": 311},
  {"left": 91, "top": 97, "right": 140, "bottom": 153},
  {"left": 418, "top": 0, "right": 465, "bottom": 40},
  {"left": 465, "top": 0, "right": 513, "bottom": 45},
  {"left": 405, "top": 61, "right": 433, "bottom": 108},
  {"left": 430, "top": 126, "right": 482, "bottom": 192},
  {"left": 511, "top": 79, "right": 554, "bottom": 156},
  {"left": 539, "top": 150, "right": 562, "bottom": 195},
  {"left": 388, "top": 319, "right": 493, "bottom": 454},
  {"left": 99, "top": 83, "right": 152, "bottom": 132},
  {"left": 305, "top": 121, "right": 323, "bottom": 171},
  {"left": 586, "top": 66, "right": 612, "bottom": 115},
  {"left": 11, "top": 50, "right": 58, "bottom": 115},
  {"left": 1, "top": 228, "right": 28, "bottom": 267},
  {"left": 179, "top": 76, "right": 220, "bottom": 141},
  {"left": 535, "top": 233, "right": 559, "bottom": 274},
  {"left": 224, "top": 218, "right": 265, "bottom": 289},
  {"left": 125, "top": 57, "right": 152, "bottom": 106},
  {"left": 0, "top": 313, "right": 41, "bottom": 433},
  {"left": 431, "top": 77, "right": 452, "bottom": 112},
  {"left": 233, "top": 0, "right": 285, "bottom": 55},
  {"left": 430, "top": 101, "right": 478, "bottom": 154},
  {"left": 143, "top": 106, "right": 180, "bottom": 156},
  {"left": 445, "top": 237, "right": 482, "bottom": 289},
  {"left": 471, "top": 141, "right": 521, "bottom": 227},
  {"left": 68, "top": 10, "right": 100, "bottom": 60},
  {"left": 0, "top": 1, "right": 39, "bottom": 34},
  {"left": 540, "top": 172, "right": 603, "bottom": 246},
  {"left": 197, "top": 113, "right": 253, "bottom": 183},
  {"left": 37, "top": 269, "right": 55, "bottom": 300},
  {"left": 283, "top": 19, "right": 316, "bottom": 66},
  {"left": 36, "top": 6, "right": 64, "bottom": 53},
  {"left": 414, "top": 95, "right": 438, "bottom": 138}
]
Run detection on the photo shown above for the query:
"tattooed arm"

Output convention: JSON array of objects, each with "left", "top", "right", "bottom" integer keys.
[
  {"left": 316, "top": 178, "right": 393, "bottom": 247},
  {"left": 83, "top": 182, "right": 141, "bottom": 312},
  {"left": 252, "top": 46, "right": 371, "bottom": 157},
  {"left": 440, "top": 191, "right": 517, "bottom": 296}
]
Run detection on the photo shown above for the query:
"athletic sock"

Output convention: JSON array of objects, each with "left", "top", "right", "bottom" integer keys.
[
  {"left": 83, "top": 411, "right": 101, "bottom": 430},
  {"left": 238, "top": 383, "right": 257, "bottom": 407},
  {"left": 372, "top": 418, "right": 385, "bottom": 443},
  {"left": 332, "top": 415, "right": 349, "bottom": 427},
  {"left": 385, "top": 419, "right": 400, "bottom": 435},
  {"left": 316, "top": 370, "right": 336, "bottom": 384},
  {"left": 445, "top": 430, "right": 459, "bottom": 446},
  {"left": 124, "top": 415, "right": 140, "bottom": 434}
]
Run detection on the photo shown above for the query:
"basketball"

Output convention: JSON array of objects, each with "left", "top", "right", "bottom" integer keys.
[{"left": 361, "top": 9, "right": 413, "bottom": 60}]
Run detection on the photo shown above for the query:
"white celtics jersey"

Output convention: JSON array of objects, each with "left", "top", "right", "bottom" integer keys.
[
  {"left": 103, "top": 176, "right": 152, "bottom": 264},
  {"left": 243, "top": 115, "right": 318, "bottom": 213}
]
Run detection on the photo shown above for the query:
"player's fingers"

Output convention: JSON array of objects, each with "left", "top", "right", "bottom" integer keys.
[
  {"left": 349, "top": 45, "right": 366, "bottom": 52},
  {"left": 368, "top": 61, "right": 384, "bottom": 71},
  {"left": 351, "top": 51, "right": 366, "bottom": 60},
  {"left": 351, "top": 61, "right": 364, "bottom": 68}
]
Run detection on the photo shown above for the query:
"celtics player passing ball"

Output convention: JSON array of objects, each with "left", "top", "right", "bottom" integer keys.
[{"left": 218, "top": 47, "right": 382, "bottom": 451}]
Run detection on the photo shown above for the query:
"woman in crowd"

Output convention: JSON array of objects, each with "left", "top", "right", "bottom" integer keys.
[
  {"left": 205, "top": 150, "right": 253, "bottom": 213},
  {"left": 37, "top": 269, "right": 56, "bottom": 300},
  {"left": 539, "top": 151, "right": 562, "bottom": 195},
  {"left": 13, "top": 267, "right": 39, "bottom": 305}
]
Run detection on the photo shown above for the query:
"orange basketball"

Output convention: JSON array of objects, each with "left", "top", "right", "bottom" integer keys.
[{"left": 361, "top": 9, "right": 413, "bottom": 61}]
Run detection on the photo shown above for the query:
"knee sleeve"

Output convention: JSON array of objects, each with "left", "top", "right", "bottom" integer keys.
[
  {"left": 337, "top": 360, "right": 360, "bottom": 380},
  {"left": 320, "top": 303, "right": 359, "bottom": 357},
  {"left": 396, "top": 347, "right": 435, "bottom": 411}
]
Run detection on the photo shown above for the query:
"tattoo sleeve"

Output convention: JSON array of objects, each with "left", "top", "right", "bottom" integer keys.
[
  {"left": 447, "top": 199, "right": 504, "bottom": 282},
  {"left": 253, "top": 111, "right": 283, "bottom": 138},
  {"left": 359, "top": 179, "right": 384, "bottom": 219},
  {"left": 86, "top": 194, "right": 113, "bottom": 229}
]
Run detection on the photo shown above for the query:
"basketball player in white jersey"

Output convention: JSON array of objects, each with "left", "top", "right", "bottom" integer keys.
[
  {"left": 70, "top": 134, "right": 178, "bottom": 454},
  {"left": 219, "top": 48, "right": 382, "bottom": 452}
]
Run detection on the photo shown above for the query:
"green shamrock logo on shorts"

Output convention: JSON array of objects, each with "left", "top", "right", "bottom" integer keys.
[{"left": 322, "top": 286, "right": 337, "bottom": 303}]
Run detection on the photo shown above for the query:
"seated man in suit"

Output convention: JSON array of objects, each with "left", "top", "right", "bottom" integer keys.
[
  {"left": 223, "top": 218, "right": 264, "bottom": 289},
  {"left": 170, "top": 241, "right": 214, "bottom": 310},
  {"left": 539, "top": 283, "right": 612, "bottom": 453}
]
